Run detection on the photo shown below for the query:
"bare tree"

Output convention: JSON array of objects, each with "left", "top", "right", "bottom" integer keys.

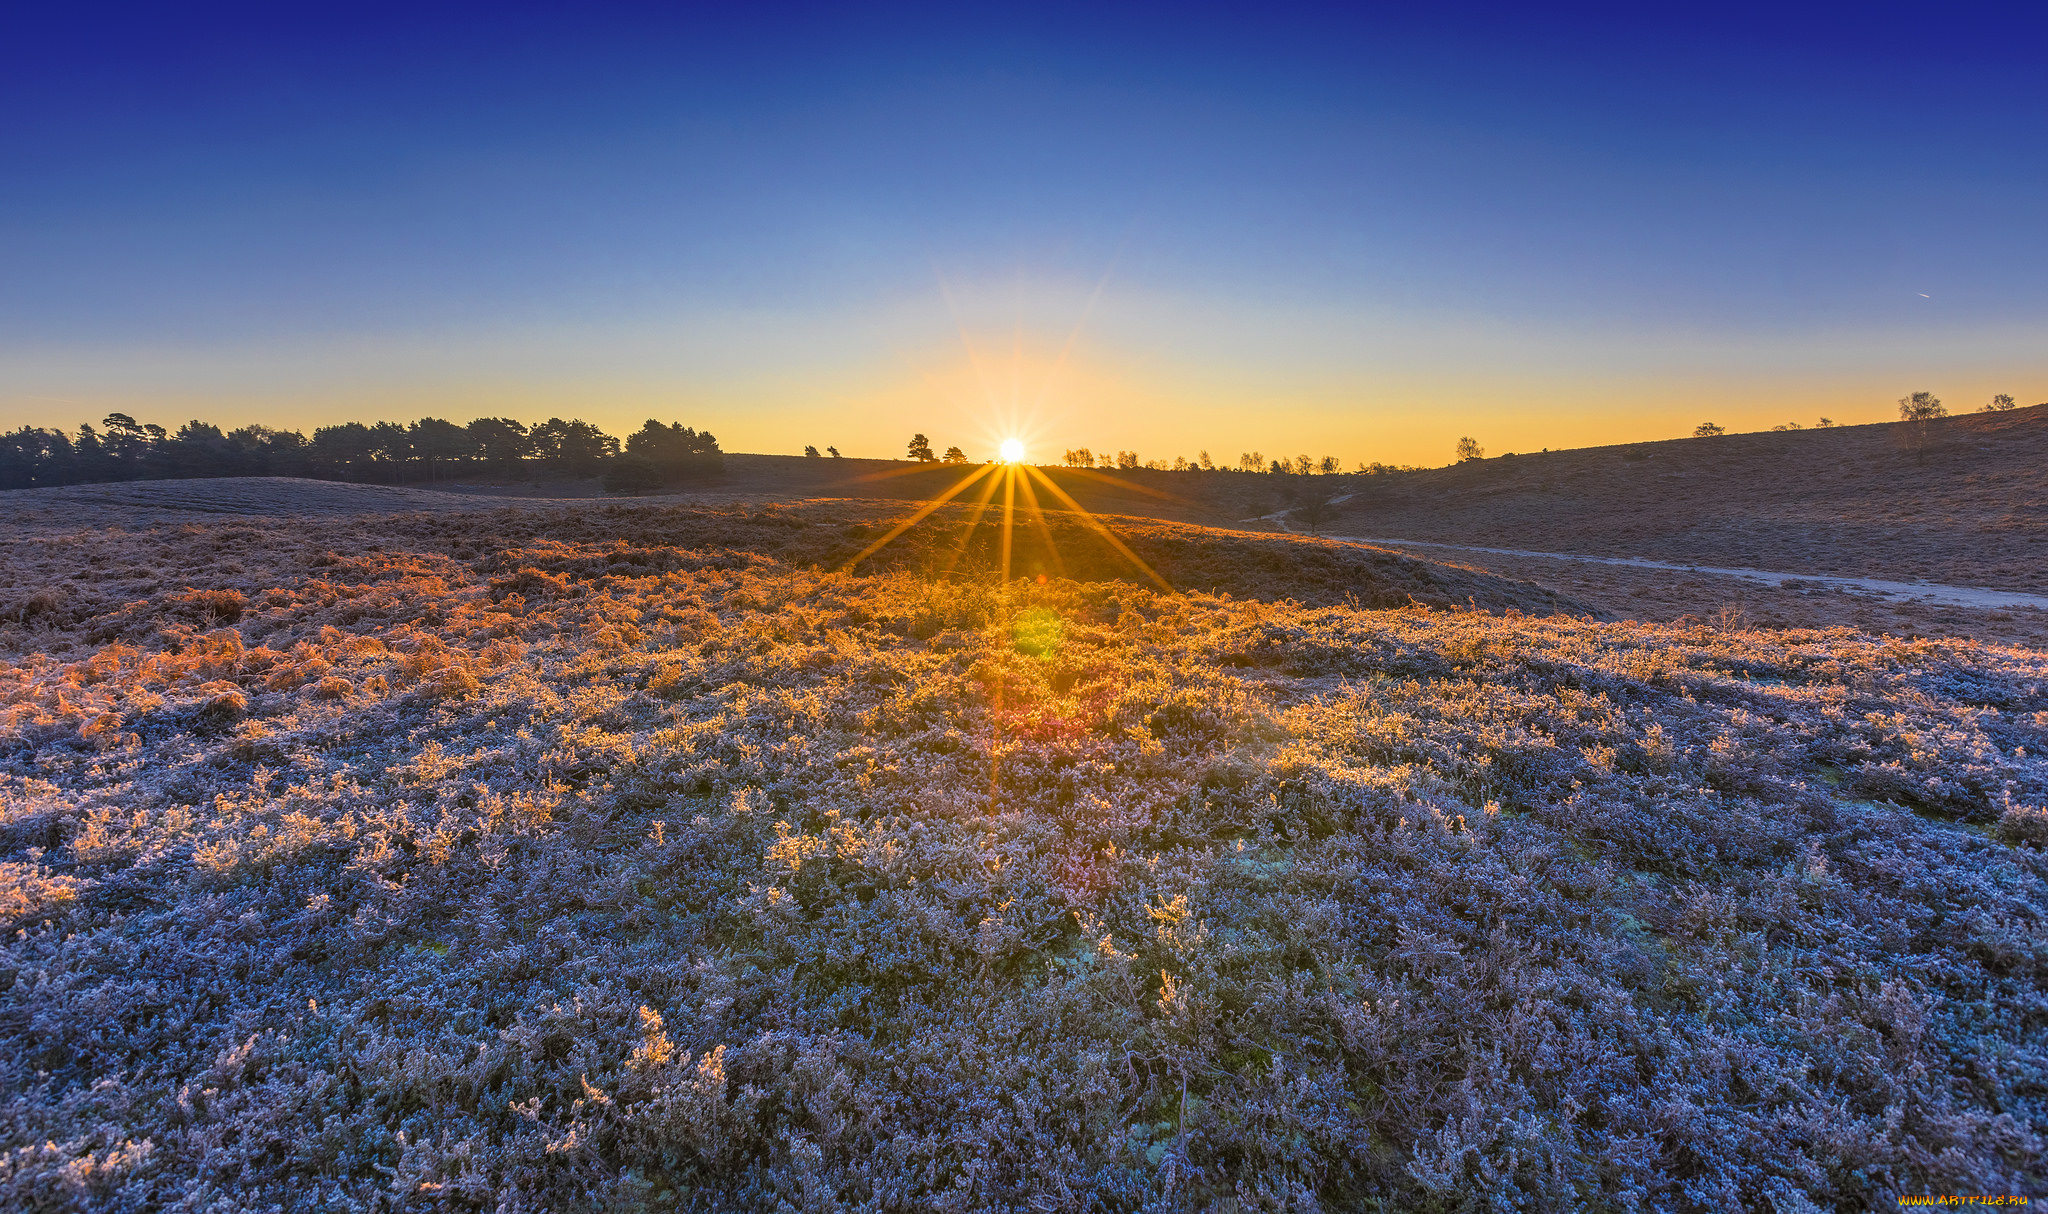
[
  {"left": 1292, "top": 483, "right": 1339, "bottom": 536},
  {"left": 1898, "top": 391, "right": 1946, "bottom": 463},
  {"left": 1898, "top": 392, "right": 1945, "bottom": 422},
  {"left": 1455, "top": 436, "right": 1485, "bottom": 461}
]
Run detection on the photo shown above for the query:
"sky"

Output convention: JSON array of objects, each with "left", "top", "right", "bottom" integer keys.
[{"left": 3, "top": 1, "right": 2045, "bottom": 465}]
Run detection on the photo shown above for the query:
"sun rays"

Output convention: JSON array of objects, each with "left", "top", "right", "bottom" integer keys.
[
  {"left": 836, "top": 259, "right": 1172, "bottom": 593},
  {"left": 837, "top": 458, "right": 1171, "bottom": 592}
]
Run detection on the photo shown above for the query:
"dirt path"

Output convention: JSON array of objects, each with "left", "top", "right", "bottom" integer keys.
[{"left": 1323, "top": 533, "right": 2048, "bottom": 611}]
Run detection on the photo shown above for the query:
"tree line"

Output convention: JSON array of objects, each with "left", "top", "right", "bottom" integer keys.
[
  {"left": 897, "top": 435, "right": 1421, "bottom": 476},
  {"left": 0, "top": 413, "right": 721, "bottom": 492}
]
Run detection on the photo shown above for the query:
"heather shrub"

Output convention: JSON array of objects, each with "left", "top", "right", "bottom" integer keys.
[
  {"left": 0, "top": 508, "right": 2043, "bottom": 1210},
  {"left": 3, "top": 589, "right": 67, "bottom": 625},
  {"left": 169, "top": 587, "right": 246, "bottom": 625},
  {"left": 1996, "top": 800, "right": 2048, "bottom": 847}
]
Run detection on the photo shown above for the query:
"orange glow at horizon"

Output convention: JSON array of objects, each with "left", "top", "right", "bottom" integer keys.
[
  {"left": 836, "top": 456, "right": 1169, "bottom": 593},
  {"left": 4, "top": 256, "right": 2040, "bottom": 471}
]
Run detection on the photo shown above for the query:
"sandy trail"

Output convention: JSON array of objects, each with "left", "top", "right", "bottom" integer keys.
[{"left": 1324, "top": 534, "right": 2048, "bottom": 611}]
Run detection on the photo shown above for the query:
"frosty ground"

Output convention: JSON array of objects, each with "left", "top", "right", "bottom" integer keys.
[{"left": 2, "top": 501, "right": 2045, "bottom": 1211}]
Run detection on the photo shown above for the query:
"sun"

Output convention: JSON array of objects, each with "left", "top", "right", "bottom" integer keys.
[{"left": 837, "top": 433, "right": 1168, "bottom": 594}]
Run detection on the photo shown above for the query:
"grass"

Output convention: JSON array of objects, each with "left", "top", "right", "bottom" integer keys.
[{"left": 0, "top": 501, "right": 2044, "bottom": 1210}]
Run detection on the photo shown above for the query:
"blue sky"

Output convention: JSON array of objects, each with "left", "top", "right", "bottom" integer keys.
[{"left": 3, "top": 2, "right": 2043, "bottom": 462}]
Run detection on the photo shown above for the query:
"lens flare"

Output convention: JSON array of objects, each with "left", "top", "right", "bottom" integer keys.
[{"left": 999, "top": 438, "right": 1026, "bottom": 464}]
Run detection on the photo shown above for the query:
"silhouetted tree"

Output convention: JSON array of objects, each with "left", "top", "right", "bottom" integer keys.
[
  {"left": 0, "top": 407, "right": 638, "bottom": 488},
  {"left": 942, "top": 445, "right": 968, "bottom": 464},
  {"left": 1983, "top": 393, "right": 2017, "bottom": 412},
  {"left": 368, "top": 421, "right": 413, "bottom": 475},
  {"left": 623, "top": 420, "right": 721, "bottom": 483},
  {"left": 1692, "top": 422, "right": 1725, "bottom": 437},
  {"left": 1897, "top": 391, "right": 1946, "bottom": 463},
  {"left": 310, "top": 422, "right": 377, "bottom": 480},
  {"left": 907, "top": 434, "right": 935, "bottom": 462},
  {"left": 1892, "top": 395, "right": 1941, "bottom": 423},
  {"left": 0, "top": 427, "right": 75, "bottom": 489},
  {"left": 826, "top": 446, "right": 841, "bottom": 458},
  {"left": 161, "top": 420, "right": 230, "bottom": 477},
  {"left": 1898, "top": 391, "right": 1945, "bottom": 422},
  {"left": 1063, "top": 447, "right": 1093, "bottom": 468},
  {"left": 69, "top": 423, "right": 112, "bottom": 481},
  {"left": 1455, "top": 436, "right": 1485, "bottom": 461},
  {"left": 227, "top": 425, "right": 309, "bottom": 476},
  {"left": 405, "top": 418, "right": 468, "bottom": 481},
  {"left": 466, "top": 418, "right": 532, "bottom": 472},
  {"left": 1115, "top": 450, "right": 1139, "bottom": 470},
  {"left": 99, "top": 413, "right": 162, "bottom": 472},
  {"left": 531, "top": 418, "right": 620, "bottom": 478},
  {"left": 804, "top": 445, "right": 821, "bottom": 457}
]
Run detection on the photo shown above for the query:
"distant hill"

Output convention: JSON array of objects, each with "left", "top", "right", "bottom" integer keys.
[
  {"left": 641, "top": 410, "right": 2048, "bottom": 593},
  {"left": 8, "top": 405, "right": 2038, "bottom": 596},
  {"left": 1324, "top": 405, "right": 2047, "bottom": 591},
  {"left": 675, "top": 411, "right": 2045, "bottom": 640}
]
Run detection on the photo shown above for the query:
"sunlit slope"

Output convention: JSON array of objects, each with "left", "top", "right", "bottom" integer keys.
[
  {"left": 518, "top": 502, "right": 1591, "bottom": 613},
  {"left": 0, "top": 499, "right": 1591, "bottom": 627},
  {"left": 1331, "top": 405, "right": 2048, "bottom": 588}
]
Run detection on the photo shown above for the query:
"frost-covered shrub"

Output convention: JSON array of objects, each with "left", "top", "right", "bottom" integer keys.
[
  {"left": 0, "top": 506, "right": 2044, "bottom": 1211},
  {"left": 1996, "top": 800, "right": 2048, "bottom": 847}
]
